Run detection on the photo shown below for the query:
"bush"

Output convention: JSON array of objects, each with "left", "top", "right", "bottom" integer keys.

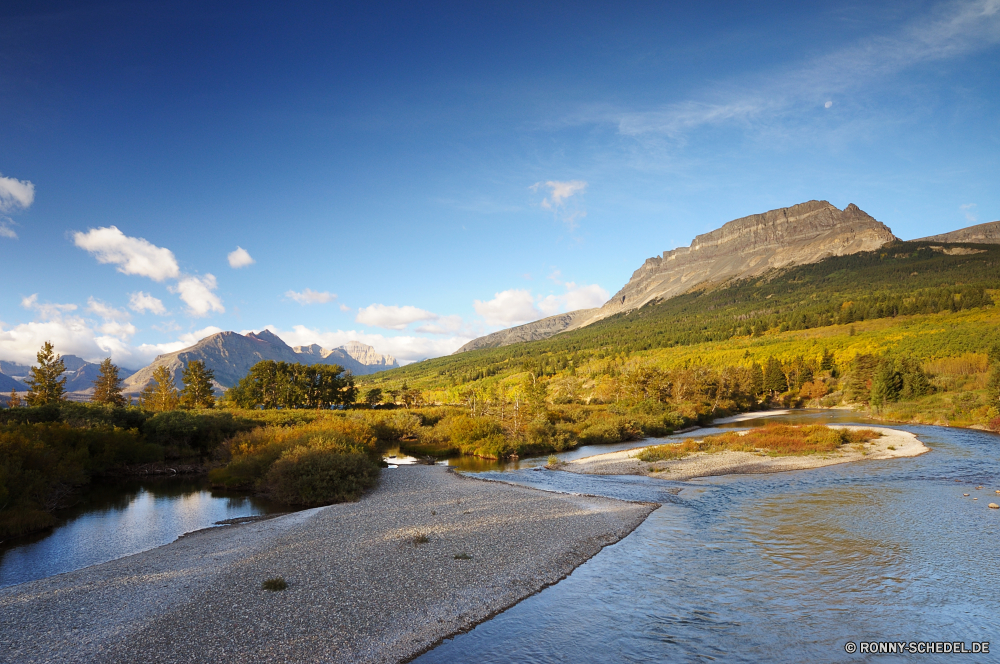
[
  {"left": 264, "top": 447, "right": 379, "bottom": 505},
  {"left": 142, "top": 410, "right": 251, "bottom": 457},
  {"left": 209, "top": 419, "right": 381, "bottom": 505}
]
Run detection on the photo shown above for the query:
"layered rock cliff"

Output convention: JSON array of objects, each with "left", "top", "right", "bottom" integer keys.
[
  {"left": 914, "top": 220, "right": 1000, "bottom": 244},
  {"left": 455, "top": 200, "right": 898, "bottom": 352}
]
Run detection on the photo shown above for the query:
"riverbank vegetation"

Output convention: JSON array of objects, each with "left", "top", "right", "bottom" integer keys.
[{"left": 636, "top": 424, "right": 882, "bottom": 462}]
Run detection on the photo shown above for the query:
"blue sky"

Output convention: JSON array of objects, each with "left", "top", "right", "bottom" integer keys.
[{"left": 2, "top": 0, "right": 998, "bottom": 367}]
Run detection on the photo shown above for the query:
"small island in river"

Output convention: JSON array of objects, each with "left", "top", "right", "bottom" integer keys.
[{"left": 560, "top": 424, "right": 928, "bottom": 481}]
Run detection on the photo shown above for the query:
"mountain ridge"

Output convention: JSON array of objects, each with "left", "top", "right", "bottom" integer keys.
[
  {"left": 457, "top": 200, "right": 898, "bottom": 353},
  {"left": 121, "top": 331, "right": 398, "bottom": 394}
]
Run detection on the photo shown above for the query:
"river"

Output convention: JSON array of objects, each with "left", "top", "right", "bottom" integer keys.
[
  {"left": 0, "top": 477, "right": 289, "bottom": 589},
  {"left": 416, "top": 410, "right": 1000, "bottom": 663}
]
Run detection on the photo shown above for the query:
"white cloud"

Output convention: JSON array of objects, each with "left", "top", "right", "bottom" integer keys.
[
  {"left": 227, "top": 246, "right": 255, "bottom": 269},
  {"left": 577, "top": 0, "right": 1000, "bottom": 142},
  {"left": 537, "top": 282, "right": 609, "bottom": 316},
  {"left": 960, "top": 203, "right": 978, "bottom": 223},
  {"left": 98, "top": 320, "right": 138, "bottom": 339},
  {"left": 86, "top": 297, "right": 130, "bottom": 321},
  {"left": 356, "top": 304, "right": 439, "bottom": 330},
  {"left": 0, "top": 218, "right": 17, "bottom": 240},
  {"left": 414, "top": 315, "right": 465, "bottom": 335},
  {"left": 170, "top": 274, "right": 225, "bottom": 317},
  {"left": 531, "top": 180, "right": 588, "bottom": 230},
  {"left": 285, "top": 288, "right": 337, "bottom": 305},
  {"left": 258, "top": 325, "right": 471, "bottom": 364},
  {"left": 473, "top": 289, "right": 542, "bottom": 326},
  {"left": 339, "top": 304, "right": 351, "bottom": 312},
  {"left": 129, "top": 291, "right": 167, "bottom": 315},
  {"left": 135, "top": 325, "right": 224, "bottom": 359},
  {"left": 73, "top": 226, "right": 180, "bottom": 281},
  {"left": 0, "top": 173, "right": 35, "bottom": 213},
  {"left": 21, "top": 294, "right": 78, "bottom": 319}
]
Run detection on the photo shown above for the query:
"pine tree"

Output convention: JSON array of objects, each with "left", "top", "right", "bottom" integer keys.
[
  {"left": 92, "top": 357, "right": 127, "bottom": 406},
  {"left": 7, "top": 388, "right": 22, "bottom": 408},
  {"left": 25, "top": 341, "right": 67, "bottom": 406},
  {"left": 180, "top": 360, "right": 216, "bottom": 409},
  {"left": 763, "top": 356, "right": 788, "bottom": 395},
  {"left": 139, "top": 365, "right": 179, "bottom": 412}
]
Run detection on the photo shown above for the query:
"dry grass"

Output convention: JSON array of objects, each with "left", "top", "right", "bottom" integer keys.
[{"left": 636, "top": 424, "right": 881, "bottom": 462}]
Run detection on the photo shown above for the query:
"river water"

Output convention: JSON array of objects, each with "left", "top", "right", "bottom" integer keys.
[
  {"left": 416, "top": 410, "right": 1000, "bottom": 663},
  {"left": 0, "top": 477, "right": 288, "bottom": 589}
]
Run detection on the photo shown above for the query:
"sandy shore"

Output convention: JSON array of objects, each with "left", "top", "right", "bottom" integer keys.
[
  {"left": 0, "top": 466, "right": 655, "bottom": 664},
  {"left": 562, "top": 425, "right": 928, "bottom": 480}
]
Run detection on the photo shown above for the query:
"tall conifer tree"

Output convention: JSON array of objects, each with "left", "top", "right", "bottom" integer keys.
[
  {"left": 180, "top": 360, "right": 216, "bottom": 408},
  {"left": 25, "top": 341, "right": 67, "bottom": 406},
  {"left": 92, "top": 358, "right": 127, "bottom": 406},
  {"left": 139, "top": 365, "right": 179, "bottom": 412}
]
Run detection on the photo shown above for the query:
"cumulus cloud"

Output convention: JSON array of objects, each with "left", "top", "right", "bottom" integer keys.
[
  {"left": 21, "top": 294, "right": 77, "bottom": 319},
  {"left": 0, "top": 173, "right": 35, "bottom": 213},
  {"left": 537, "top": 282, "right": 610, "bottom": 315},
  {"left": 129, "top": 291, "right": 167, "bottom": 315},
  {"left": 73, "top": 226, "right": 180, "bottom": 281},
  {"left": 135, "top": 325, "right": 224, "bottom": 359},
  {"left": 473, "top": 289, "right": 542, "bottom": 326},
  {"left": 86, "top": 297, "right": 130, "bottom": 321},
  {"left": 474, "top": 279, "right": 609, "bottom": 326},
  {"left": 227, "top": 246, "right": 255, "bottom": 269},
  {"left": 257, "top": 325, "right": 471, "bottom": 365},
  {"left": 170, "top": 274, "right": 225, "bottom": 317},
  {"left": 285, "top": 288, "right": 337, "bottom": 305},
  {"left": 356, "top": 304, "right": 439, "bottom": 330}
]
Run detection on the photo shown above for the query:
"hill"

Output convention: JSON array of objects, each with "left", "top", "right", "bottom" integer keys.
[
  {"left": 457, "top": 200, "right": 897, "bottom": 352},
  {"left": 915, "top": 220, "right": 1000, "bottom": 244},
  {"left": 122, "top": 330, "right": 398, "bottom": 394},
  {"left": 361, "top": 239, "right": 1000, "bottom": 399}
]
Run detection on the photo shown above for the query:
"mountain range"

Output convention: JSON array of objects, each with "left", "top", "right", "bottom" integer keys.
[
  {"left": 119, "top": 331, "right": 398, "bottom": 395},
  {"left": 457, "top": 201, "right": 996, "bottom": 352},
  {"left": 0, "top": 356, "right": 138, "bottom": 398}
]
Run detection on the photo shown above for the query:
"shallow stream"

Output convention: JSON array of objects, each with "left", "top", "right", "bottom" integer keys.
[{"left": 416, "top": 410, "right": 1000, "bottom": 663}]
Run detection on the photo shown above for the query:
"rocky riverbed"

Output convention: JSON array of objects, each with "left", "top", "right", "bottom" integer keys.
[{"left": 0, "top": 466, "right": 655, "bottom": 664}]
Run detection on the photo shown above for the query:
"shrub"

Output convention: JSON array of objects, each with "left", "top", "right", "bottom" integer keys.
[
  {"left": 263, "top": 446, "right": 379, "bottom": 505},
  {"left": 262, "top": 577, "right": 288, "bottom": 591}
]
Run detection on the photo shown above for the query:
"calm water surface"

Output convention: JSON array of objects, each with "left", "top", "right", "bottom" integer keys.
[
  {"left": 0, "top": 477, "right": 288, "bottom": 589},
  {"left": 416, "top": 410, "right": 1000, "bottom": 663}
]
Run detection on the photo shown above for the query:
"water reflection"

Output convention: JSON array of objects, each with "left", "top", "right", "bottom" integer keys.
[
  {"left": 416, "top": 411, "right": 1000, "bottom": 663},
  {"left": 0, "top": 477, "right": 289, "bottom": 589}
]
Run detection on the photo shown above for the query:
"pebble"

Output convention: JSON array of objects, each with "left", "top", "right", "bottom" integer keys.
[{"left": 989, "top": 503, "right": 999, "bottom": 509}]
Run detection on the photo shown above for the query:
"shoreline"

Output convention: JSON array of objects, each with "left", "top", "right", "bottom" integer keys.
[
  {"left": 0, "top": 465, "right": 656, "bottom": 664},
  {"left": 560, "top": 425, "right": 929, "bottom": 480}
]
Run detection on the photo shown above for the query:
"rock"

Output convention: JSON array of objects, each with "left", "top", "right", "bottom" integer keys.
[
  {"left": 989, "top": 503, "right": 999, "bottom": 509},
  {"left": 455, "top": 201, "right": 898, "bottom": 352},
  {"left": 964, "top": 493, "right": 970, "bottom": 496},
  {"left": 915, "top": 220, "right": 1000, "bottom": 244},
  {"left": 976, "top": 485, "right": 984, "bottom": 489}
]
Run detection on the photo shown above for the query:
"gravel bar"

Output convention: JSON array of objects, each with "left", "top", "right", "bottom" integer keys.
[{"left": 0, "top": 466, "right": 656, "bottom": 664}]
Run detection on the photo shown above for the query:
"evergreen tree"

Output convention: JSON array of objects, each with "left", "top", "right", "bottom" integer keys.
[
  {"left": 7, "top": 388, "right": 22, "bottom": 408},
  {"left": 987, "top": 363, "right": 1000, "bottom": 407},
  {"left": 820, "top": 349, "right": 835, "bottom": 371},
  {"left": 25, "top": 341, "right": 67, "bottom": 406},
  {"left": 139, "top": 365, "right": 179, "bottom": 412},
  {"left": 749, "top": 362, "right": 764, "bottom": 398},
  {"left": 363, "top": 387, "right": 383, "bottom": 407},
  {"left": 92, "top": 357, "right": 127, "bottom": 406},
  {"left": 181, "top": 360, "right": 216, "bottom": 408},
  {"left": 870, "top": 360, "right": 902, "bottom": 410},
  {"left": 763, "top": 357, "right": 787, "bottom": 395}
]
